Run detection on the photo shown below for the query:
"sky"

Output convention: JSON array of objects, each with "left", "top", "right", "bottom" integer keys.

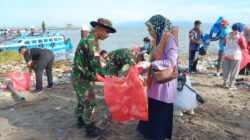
[{"left": 1, "top": 0, "right": 250, "bottom": 27}]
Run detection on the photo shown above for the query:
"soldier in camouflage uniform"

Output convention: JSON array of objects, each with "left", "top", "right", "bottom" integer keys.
[
  {"left": 71, "top": 18, "right": 116, "bottom": 137},
  {"left": 105, "top": 48, "right": 145, "bottom": 76}
]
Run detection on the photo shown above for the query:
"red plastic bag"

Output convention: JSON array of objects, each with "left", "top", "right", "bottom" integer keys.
[
  {"left": 104, "top": 67, "right": 148, "bottom": 122},
  {"left": 96, "top": 73, "right": 105, "bottom": 82},
  {"left": 240, "top": 50, "right": 250, "bottom": 70},
  {"left": 8, "top": 72, "right": 31, "bottom": 91},
  {"left": 131, "top": 45, "right": 142, "bottom": 54}
]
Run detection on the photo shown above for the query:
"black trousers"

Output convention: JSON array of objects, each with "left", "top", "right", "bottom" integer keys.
[
  {"left": 189, "top": 50, "right": 199, "bottom": 72},
  {"left": 137, "top": 98, "right": 173, "bottom": 140},
  {"left": 34, "top": 56, "right": 54, "bottom": 90}
]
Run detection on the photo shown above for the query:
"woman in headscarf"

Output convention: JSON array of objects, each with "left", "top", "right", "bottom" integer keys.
[
  {"left": 223, "top": 23, "right": 248, "bottom": 89},
  {"left": 137, "top": 15, "right": 178, "bottom": 140}
]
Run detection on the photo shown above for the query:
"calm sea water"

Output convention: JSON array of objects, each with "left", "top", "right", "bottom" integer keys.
[{"left": 51, "top": 23, "right": 219, "bottom": 57}]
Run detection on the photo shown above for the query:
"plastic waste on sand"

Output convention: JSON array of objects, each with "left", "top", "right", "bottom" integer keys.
[
  {"left": 174, "top": 74, "right": 198, "bottom": 111},
  {"left": 104, "top": 67, "right": 148, "bottom": 122}
]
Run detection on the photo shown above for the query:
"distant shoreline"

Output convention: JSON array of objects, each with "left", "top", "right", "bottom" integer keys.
[{"left": 47, "top": 27, "right": 79, "bottom": 30}]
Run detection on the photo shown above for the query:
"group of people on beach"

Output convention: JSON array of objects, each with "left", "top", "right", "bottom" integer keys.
[
  {"left": 70, "top": 15, "right": 177, "bottom": 139},
  {"left": 16, "top": 15, "right": 250, "bottom": 140},
  {"left": 188, "top": 19, "right": 250, "bottom": 90},
  {"left": 72, "top": 16, "right": 250, "bottom": 139}
]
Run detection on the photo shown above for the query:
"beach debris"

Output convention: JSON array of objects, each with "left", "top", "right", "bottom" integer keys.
[
  {"left": 57, "top": 128, "right": 65, "bottom": 134},
  {"left": 198, "top": 56, "right": 218, "bottom": 71},
  {"left": 55, "top": 106, "right": 62, "bottom": 110},
  {"left": 178, "top": 53, "right": 218, "bottom": 72},
  {"left": 233, "top": 112, "right": 240, "bottom": 117},
  {"left": 235, "top": 78, "right": 250, "bottom": 89},
  {"left": 7, "top": 82, "right": 25, "bottom": 102},
  {"left": 0, "top": 59, "right": 72, "bottom": 98}
]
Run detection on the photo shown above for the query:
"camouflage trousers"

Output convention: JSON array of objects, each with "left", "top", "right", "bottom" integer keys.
[{"left": 71, "top": 75, "right": 96, "bottom": 124}]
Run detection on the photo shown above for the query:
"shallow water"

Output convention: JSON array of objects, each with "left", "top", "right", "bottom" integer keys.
[{"left": 49, "top": 24, "right": 220, "bottom": 60}]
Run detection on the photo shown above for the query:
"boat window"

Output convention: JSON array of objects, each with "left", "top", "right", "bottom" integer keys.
[
  {"left": 49, "top": 38, "right": 53, "bottom": 42},
  {"left": 58, "top": 38, "right": 62, "bottom": 41},
  {"left": 17, "top": 40, "right": 22, "bottom": 43},
  {"left": 31, "top": 40, "right": 37, "bottom": 44},
  {"left": 24, "top": 41, "right": 30, "bottom": 45},
  {"left": 38, "top": 39, "right": 43, "bottom": 43},
  {"left": 44, "top": 39, "right": 48, "bottom": 42},
  {"left": 54, "top": 38, "right": 58, "bottom": 41}
]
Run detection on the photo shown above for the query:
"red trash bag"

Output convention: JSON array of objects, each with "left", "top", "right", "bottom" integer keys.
[
  {"left": 8, "top": 72, "right": 31, "bottom": 91},
  {"left": 131, "top": 45, "right": 142, "bottom": 54},
  {"left": 240, "top": 50, "right": 250, "bottom": 70},
  {"left": 104, "top": 67, "right": 148, "bottom": 122},
  {"left": 96, "top": 73, "right": 105, "bottom": 82}
]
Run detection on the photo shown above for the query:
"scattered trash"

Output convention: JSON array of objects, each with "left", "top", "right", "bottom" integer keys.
[
  {"left": 55, "top": 106, "right": 62, "bottom": 110},
  {"left": 178, "top": 53, "right": 218, "bottom": 72},
  {"left": 7, "top": 82, "right": 26, "bottom": 102},
  {"left": 235, "top": 80, "right": 250, "bottom": 89},
  {"left": 0, "top": 79, "right": 8, "bottom": 93},
  {"left": 233, "top": 112, "right": 240, "bottom": 117},
  {"left": 57, "top": 128, "right": 65, "bottom": 134},
  {"left": 0, "top": 60, "right": 72, "bottom": 102}
]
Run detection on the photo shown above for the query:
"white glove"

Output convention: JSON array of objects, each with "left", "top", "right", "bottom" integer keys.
[
  {"left": 136, "top": 61, "right": 151, "bottom": 69},
  {"left": 138, "top": 75, "right": 145, "bottom": 83}
]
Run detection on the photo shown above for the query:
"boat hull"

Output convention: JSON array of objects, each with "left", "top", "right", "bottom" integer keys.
[{"left": 2, "top": 42, "right": 73, "bottom": 52}]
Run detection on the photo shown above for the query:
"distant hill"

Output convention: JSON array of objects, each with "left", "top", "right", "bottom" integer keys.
[{"left": 47, "top": 23, "right": 79, "bottom": 30}]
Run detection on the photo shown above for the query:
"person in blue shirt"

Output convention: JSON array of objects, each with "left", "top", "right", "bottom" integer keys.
[
  {"left": 211, "top": 19, "right": 232, "bottom": 76},
  {"left": 140, "top": 37, "right": 151, "bottom": 54}
]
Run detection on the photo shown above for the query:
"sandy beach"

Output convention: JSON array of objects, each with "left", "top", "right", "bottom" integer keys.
[
  {"left": 0, "top": 54, "right": 250, "bottom": 140},
  {"left": 1, "top": 0, "right": 250, "bottom": 139}
]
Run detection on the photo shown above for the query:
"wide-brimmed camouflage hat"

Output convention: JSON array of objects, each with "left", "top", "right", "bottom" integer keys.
[{"left": 90, "top": 18, "right": 116, "bottom": 33}]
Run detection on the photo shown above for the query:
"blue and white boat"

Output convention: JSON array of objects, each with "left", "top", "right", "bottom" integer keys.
[{"left": 0, "top": 33, "right": 73, "bottom": 52}]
